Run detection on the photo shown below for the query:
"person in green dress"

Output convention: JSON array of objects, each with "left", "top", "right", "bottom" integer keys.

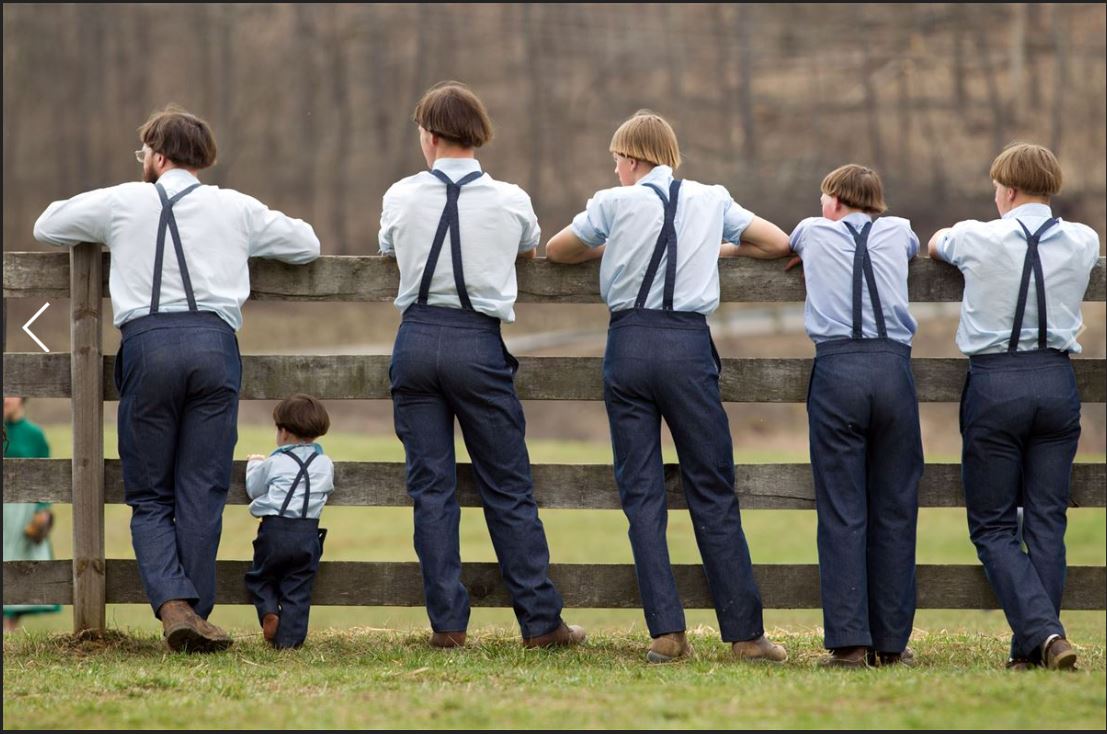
[{"left": 3, "top": 396, "right": 60, "bottom": 631}]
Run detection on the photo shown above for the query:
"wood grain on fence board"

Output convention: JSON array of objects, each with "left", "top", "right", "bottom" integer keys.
[
  {"left": 5, "top": 560, "right": 1105, "bottom": 609},
  {"left": 5, "top": 353, "right": 1105, "bottom": 402},
  {"left": 6, "top": 252, "right": 1106, "bottom": 303},
  {"left": 6, "top": 459, "right": 1105, "bottom": 509}
]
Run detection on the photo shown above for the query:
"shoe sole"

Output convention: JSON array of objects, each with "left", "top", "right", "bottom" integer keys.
[
  {"left": 1049, "top": 649, "right": 1078, "bottom": 670},
  {"left": 646, "top": 649, "right": 691, "bottom": 664},
  {"left": 165, "top": 625, "right": 232, "bottom": 654}
]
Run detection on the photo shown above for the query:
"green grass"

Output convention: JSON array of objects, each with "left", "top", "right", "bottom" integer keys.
[
  {"left": 3, "top": 629, "right": 1105, "bottom": 729},
  {"left": 5, "top": 425, "right": 1106, "bottom": 728}
]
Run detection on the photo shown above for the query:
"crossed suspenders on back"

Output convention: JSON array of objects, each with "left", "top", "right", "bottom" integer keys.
[
  {"left": 277, "top": 449, "right": 320, "bottom": 519},
  {"left": 843, "top": 221, "right": 887, "bottom": 340},
  {"left": 150, "top": 182, "right": 202, "bottom": 314},
  {"left": 636, "top": 179, "right": 683, "bottom": 310},
  {"left": 417, "top": 169, "right": 485, "bottom": 309},
  {"left": 1009, "top": 218, "right": 1059, "bottom": 352}
]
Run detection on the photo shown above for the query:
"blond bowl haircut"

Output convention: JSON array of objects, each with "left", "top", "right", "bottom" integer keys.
[
  {"left": 989, "top": 142, "right": 1063, "bottom": 197},
  {"left": 820, "top": 164, "right": 888, "bottom": 215},
  {"left": 609, "top": 110, "right": 682, "bottom": 169}
]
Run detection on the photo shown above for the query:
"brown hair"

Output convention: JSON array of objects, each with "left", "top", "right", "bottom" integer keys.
[
  {"left": 273, "top": 394, "right": 330, "bottom": 440},
  {"left": 609, "top": 110, "right": 681, "bottom": 169},
  {"left": 138, "top": 104, "right": 218, "bottom": 170},
  {"left": 412, "top": 81, "right": 494, "bottom": 149},
  {"left": 821, "top": 164, "right": 888, "bottom": 215},
  {"left": 989, "top": 142, "right": 1063, "bottom": 197}
]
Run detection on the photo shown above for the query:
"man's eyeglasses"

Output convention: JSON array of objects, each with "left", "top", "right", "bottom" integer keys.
[{"left": 134, "top": 148, "right": 148, "bottom": 164}]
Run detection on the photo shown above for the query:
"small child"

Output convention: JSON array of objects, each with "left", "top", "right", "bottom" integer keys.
[
  {"left": 244, "top": 394, "right": 334, "bottom": 649},
  {"left": 789, "top": 164, "right": 923, "bottom": 668}
]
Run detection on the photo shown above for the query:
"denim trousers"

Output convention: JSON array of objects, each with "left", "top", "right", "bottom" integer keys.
[
  {"left": 807, "top": 338, "right": 923, "bottom": 652},
  {"left": 603, "top": 308, "right": 764, "bottom": 642},
  {"left": 961, "top": 349, "right": 1079, "bottom": 661},
  {"left": 244, "top": 516, "right": 327, "bottom": 648},
  {"left": 116, "top": 311, "right": 241, "bottom": 619},
  {"left": 389, "top": 304, "right": 564, "bottom": 639}
]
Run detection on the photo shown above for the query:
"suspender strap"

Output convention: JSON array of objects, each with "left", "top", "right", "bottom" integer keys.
[
  {"left": 1009, "top": 218, "right": 1059, "bottom": 352},
  {"left": 844, "top": 221, "right": 887, "bottom": 340},
  {"left": 150, "top": 182, "right": 202, "bottom": 314},
  {"left": 417, "top": 169, "right": 485, "bottom": 310},
  {"left": 635, "top": 179, "right": 682, "bottom": 310},
  {"left": 276, "top": 449, "right": 320, "bottom": 519}
]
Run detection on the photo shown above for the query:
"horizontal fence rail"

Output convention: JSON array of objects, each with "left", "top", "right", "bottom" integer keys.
[
  {"left": 4, "top": 459, "right": 1105, "bottom": 510},
  {"left": 5, "top": 560, "right": 1105, "bottom": 610},
  {"left": 5, "top": 252, "right": 1106, "bottom": 303},
  {"left": 5, "top": 353, "right": 1106, "bottom": 402}
]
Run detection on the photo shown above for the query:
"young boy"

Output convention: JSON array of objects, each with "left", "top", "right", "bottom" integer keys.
[
  {"left": 380, "top": 81, "right": 583, "bottom": 649},
  {"left": 546, "top": 110, "right": 791, "bottom": 664},
  {"left": 244, "top": 394, "right": 334, "bottom": 649},
  {"left": 929, "top": 142, "right": 1099, "bottom": 671},
  {"left": 789, "top": 164, "right": 924, "bottom": 668}
]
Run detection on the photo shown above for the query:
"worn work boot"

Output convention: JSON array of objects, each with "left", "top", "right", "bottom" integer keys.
[
  {"left": 194, "top": 615, "right": 233, "bottom": 653},
  {"left": 159, "top": 600, "right": 232, "bottom": 653},
  {"left": 869, "top": 647, "right": 916, "bottom": 668},
  {"left": 262, "top": 613, "right": 280, "bottom": 644},
  {"left": 647, "top": 632, "right": 693, "bottom": 664},
  {"left": 1042, "top": 636, "right": 1077, "bottom": 671},
  {"left": 522, "top": 622, "right": 586, "bottom": 649},
  {"left": 429, "top": 631, "right": 467, "bottom": 649},
  {"left": 818, "top": 645, "right": 869, "bottom": 668},
  {"left": 733, "top": 634, "right": 788, "bottom": 663}
]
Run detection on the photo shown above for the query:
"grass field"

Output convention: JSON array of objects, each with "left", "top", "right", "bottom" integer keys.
[{"left": 4, "top": 425, "right": 1106, "bottom": 729}]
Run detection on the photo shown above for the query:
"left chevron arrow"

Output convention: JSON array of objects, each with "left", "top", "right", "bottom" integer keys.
[{"left": 22, "top": 302, "right": 50, "bottom": 352}]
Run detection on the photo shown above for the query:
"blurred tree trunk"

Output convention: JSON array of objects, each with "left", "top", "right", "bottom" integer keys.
[
  {"left": 1009, "top": 3, "right": 1027, "bottom": 126},
  {"left": 972, "top": 19, "right": 1007, "bottom": 153},
  {"left": 951, "top": 6, "right": 968, "bottom": 113},
  {"left": 522, "top": 3, "right": 544, "bottom": 203},
  {"left": 861, "top": 41, "right": 885, "bottom": 171},
  {"left": 208, "top": 4, "right": 236, "bottom": 187},
  {"left": 736, "top": 4, "right": 757, "bottom": 167},
  {"left": 294, "top": 4, "right": 318, "bottom": 223},
  {"left": 1049, "top": 4, "right": 1068, "bottom": 156},
  {"left": 327, "top": 6, "right": 351, "bottom": 255}
]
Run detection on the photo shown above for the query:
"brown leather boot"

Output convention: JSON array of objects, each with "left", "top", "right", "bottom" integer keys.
[
  {"left": 1042, "top": 636, "right": 1077, "bottom": 670},
  {"left": 869, "top": 647, "right": 916, "bottom": 667},
  {"left": 647, "top": 632, "right": 692, "bottom": 663},
  {"left": 1006, "top": 657, "right": 1035, "bottom": 671},
  {"left": 429, "top": 631, "right": 467, "bottom": 648},
  {"left": 262, "top": 614, "right": 280, "bottom": 644},
  {"left": 159, "top": 600, "right": 231, "bottom": 653},
  {"left": 522, "top": 622, "right": 586, "bottom": 649},
  {"left": 818, "top": 645, "right": 869, "bottom": 668},
  {"left": 194, "top": 616, "right": 233, "bottom": 652},
  {"left": 733, "top": 634, "right": 788, "bottom": 663}
]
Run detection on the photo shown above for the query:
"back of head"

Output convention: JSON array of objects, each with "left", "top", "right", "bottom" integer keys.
[
  {"left": 989, "top": 142, "right": 1063, "bottom": 197},
  {"left": 609, "top": 110, "right": 682, "bottom": 169},
  {"left": 412, "top": 81, "right": 494, "bottom": 149},
  {"left": 821, "top": 164, "right": 887, "bottom": 215},
  {"left": 273, "top": 394, "right": 330, "bottom": 441},
  {"left": 138, "top": 104, "right": 218, "bottom": 170}
]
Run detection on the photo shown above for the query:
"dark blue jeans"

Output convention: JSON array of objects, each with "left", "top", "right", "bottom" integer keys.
[
  {"left": 961, "top": 349, "right": 1080, "bottom": 661},
  {"left": 603, "top": 308, "right": 764, "bottom": 642},
  {"left": 116, "top": 311, "right": 242, "bottom": 619},
  {"left": 244, "top": 516, "right": 326, "bottom": 649},
  {"left": 389, "top": 304, "right": 564, "bottom": 639},
  {"left": 807, "top": 338, "right": 923, "bottom": 652}
]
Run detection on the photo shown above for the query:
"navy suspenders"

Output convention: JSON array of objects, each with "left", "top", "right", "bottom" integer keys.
[
  {"left": 277, "top": 449, "right": 320, "bottom": 519},
  {"left": 635, "top": 179, "right": 683, "bottom": 310},
  {"left": 150, "top": 182, "right": 202, "bottom": 314},
  {"left": 1009, "top": 218, "right": 1059, "bottom": 353},
  {"left": 844, "top": 221, "right": 888, "bottom": 340},
  {"left": 417, "top": 169, "right": 486, "bottom": 310}
]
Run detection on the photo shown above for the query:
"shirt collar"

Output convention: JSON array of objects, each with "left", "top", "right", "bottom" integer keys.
[
  {"left": 1002, "top": 202, "right": 1053, "bottom": 220},
  {"left": 431, "top": 158, "right": 482, "bottom": 178},
  {"left": 156, "top": 168, "right": 200, "bottom": 187},
  {"left": 270, "top": 442, "right": 324, "bottom": 457},
  {"left": 842, "top": 211, "right": 874, "bottom": 226},
  {"left": 637, "top": 165, "right": 673, "bottom": 188}
]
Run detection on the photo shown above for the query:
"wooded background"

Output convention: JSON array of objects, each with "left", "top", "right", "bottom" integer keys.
[{"left": 4, "top": 3, "right": 1106, "bottom": 254}]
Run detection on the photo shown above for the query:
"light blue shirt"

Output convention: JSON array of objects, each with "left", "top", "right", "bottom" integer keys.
[
  {"left": 935, "top": 203, "right": 1100, "bottom": 355},
  {"left": 379, "top": 158, "right": 540, "bottom": 323},
  {"left": 245, "top": 443, "right": 335, "bottom": 519},
  {"left": 789, "top": 213, "right": 919, "bottom": 345},
  {"left": 33, "top": 169, "right": 320, "bottom": 331},
  {"left": 570, "top": 165, "right": 755, "bottom": 315}
]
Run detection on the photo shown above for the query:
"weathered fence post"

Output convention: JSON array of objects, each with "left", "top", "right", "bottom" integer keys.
[{"left": 70, "top": 243, "right": 105, "bottom": 633}]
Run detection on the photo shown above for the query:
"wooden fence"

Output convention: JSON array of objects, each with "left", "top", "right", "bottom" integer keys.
[{"left": 4, "top": 246, "right": 1106, "bottom": 632}]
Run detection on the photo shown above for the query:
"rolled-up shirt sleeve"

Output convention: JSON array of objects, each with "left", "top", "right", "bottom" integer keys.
[
  {"left": 378, "top": 185, "right": 399, "bottom": 257},
  {"left": 513, "top": 188, "right": 541, "bottom": 253},
  {"left": 33, "top": 187, "right": 115, "bottom": 247},
  {"left": 788, "top": 217, "right": 814, "bottom": 256},
  {"left": 906, "top": 226, "right": 920, "bottom": 259},
  {"left": 244, "top": 194, "right": 320, "bottom": 263},
  {"left": 936, "top": 223, "right": 969, "bottom": 266},
  {"left": 570, "top": 190, "right": 612, "bottom": 248},
  {"left": 245, "top": 458, "right": 270, "bottom": 500},
  {"left": 721, "top": 191, "right": 755, "bottom": 245}
]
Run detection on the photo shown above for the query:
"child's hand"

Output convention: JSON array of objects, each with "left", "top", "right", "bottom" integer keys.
[
  {"left": 784, "top": 255, "right": 803, "bottom": 271},
  {"left": 246, "top": 454, "right": 266, "bottom": 462}
]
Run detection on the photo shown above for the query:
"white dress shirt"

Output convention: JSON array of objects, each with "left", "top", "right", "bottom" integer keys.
[
  {"left": 33, "top": 168, "right": 320, "bottom": 331},
  {"left": 378, "top": 158, "right": 540, "bottom": 323},
  {"left": 935, "top": 203, "right": 1100, "bottom": 355},
  {"left": 246, "top": 443, "right": 335, "bottom": 520},
  {"left": 570, "top": 165, "right": 754, "bottom": 315}
]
